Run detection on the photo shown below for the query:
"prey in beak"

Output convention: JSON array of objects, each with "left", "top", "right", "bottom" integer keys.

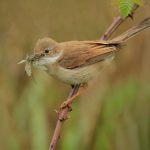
[{"left": 18, "top": 53, "right": 45, "bottom": 76}]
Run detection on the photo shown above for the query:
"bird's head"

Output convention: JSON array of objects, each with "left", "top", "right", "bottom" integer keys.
[{"left": 18, "top": 37, "right": 63, "bottom": 76}]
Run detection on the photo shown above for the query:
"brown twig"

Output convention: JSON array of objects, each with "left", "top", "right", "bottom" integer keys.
[
  {"left": 49, "top": 85, "right": 80, "bottom": 150},
  {"left": 49, "top": 4, "right": 139, "bottom": 150},
  {"left": 101, "top": 4, "right": 139, "bottom": 40}
]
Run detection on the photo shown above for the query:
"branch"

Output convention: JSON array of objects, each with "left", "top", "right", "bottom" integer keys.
[
  {"left": 49, "top": 4, "right": 139, "bottom": 150},
  {"left": 101, "top": 4, "right": 139, "bottom": 40},
  {"left": 49, "top": 85, "right": 80, "bottom": 150}
]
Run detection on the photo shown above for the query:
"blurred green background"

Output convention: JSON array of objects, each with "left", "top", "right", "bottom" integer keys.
[{"left": 0, "top": 0, "right": 150, "bottom": 150}]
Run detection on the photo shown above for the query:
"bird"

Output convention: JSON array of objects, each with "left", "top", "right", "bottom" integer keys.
[{"left": 19, "top": 18, "right": 150, "bottom": 107}]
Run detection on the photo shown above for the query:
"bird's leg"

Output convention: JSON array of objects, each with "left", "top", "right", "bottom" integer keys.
[{"left": 60, "top": 83, "right": 87, "bottom": 111}]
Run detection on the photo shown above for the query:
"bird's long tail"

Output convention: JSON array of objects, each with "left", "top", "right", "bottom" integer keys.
[{"left": 110, "top": 17, "right": 150, "bottom": 44}]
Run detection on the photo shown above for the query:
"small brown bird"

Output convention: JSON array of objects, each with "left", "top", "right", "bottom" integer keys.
[{"left": 19, "top": 18, "right": 150, "bottom": 86}]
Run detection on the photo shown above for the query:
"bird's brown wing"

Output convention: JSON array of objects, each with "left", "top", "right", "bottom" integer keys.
[{"left": 58, "top": 40, "right": 119, "bottom": 69}]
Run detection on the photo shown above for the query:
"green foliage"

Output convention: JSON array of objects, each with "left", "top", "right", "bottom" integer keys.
[
  {"left": 119, "top": 0, "right": 134, "bottom": 18},
  {"left": 116, "top": 0, "right": 143, "bottom": 18}
]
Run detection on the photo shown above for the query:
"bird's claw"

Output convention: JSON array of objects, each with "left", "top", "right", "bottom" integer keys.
[{"left": 60, "top": 102, "right": 72, "bottom": 111}]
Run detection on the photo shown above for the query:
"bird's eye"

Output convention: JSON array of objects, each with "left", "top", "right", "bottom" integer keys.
[{"left": 44, "top": 48, "right": 50, "bottom": 54}]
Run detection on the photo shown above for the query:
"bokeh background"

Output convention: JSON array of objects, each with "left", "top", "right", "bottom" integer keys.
[{"left": 0, "top": 0, "right": 150, "bottom": 150}]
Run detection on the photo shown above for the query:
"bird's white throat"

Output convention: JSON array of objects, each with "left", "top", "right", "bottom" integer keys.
[{"left": 33, "top": 50, "right": 63, "bottom": 69}]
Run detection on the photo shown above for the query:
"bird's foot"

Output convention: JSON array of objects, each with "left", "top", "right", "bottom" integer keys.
[
  {"left": 59, "top": 83, "right": 87, "bottom": 111},
  {"left": 60, "top": 101, "right": 72, "bottom": 111}
]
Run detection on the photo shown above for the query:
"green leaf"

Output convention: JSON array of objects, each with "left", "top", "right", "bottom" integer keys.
[{"left": 118, "top": 0, "right": 134, "bottom": 18}]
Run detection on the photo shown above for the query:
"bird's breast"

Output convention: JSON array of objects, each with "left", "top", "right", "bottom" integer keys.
[{"left": 46, "top": 58, "right": 113, "bottom": 84}]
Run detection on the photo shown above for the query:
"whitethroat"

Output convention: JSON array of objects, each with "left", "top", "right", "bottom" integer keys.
[{"left": 19, "top": 18, "right": 150, "bottom": 105}]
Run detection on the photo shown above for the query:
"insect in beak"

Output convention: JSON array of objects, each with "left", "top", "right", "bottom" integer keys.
[
  {"left": 18, "top": 53, "right": 46, "bottom": 76},
  {"left": 18, "top": 54, "right": 33, "bottom": 76}
]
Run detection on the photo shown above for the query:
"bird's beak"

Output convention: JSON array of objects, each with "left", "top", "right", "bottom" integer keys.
[
  {"left": 27, "top": 53, "right": 44, "bottom": 62},
  {"left": 18, "top": 53, "right": 45, "bottom": 64}
]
